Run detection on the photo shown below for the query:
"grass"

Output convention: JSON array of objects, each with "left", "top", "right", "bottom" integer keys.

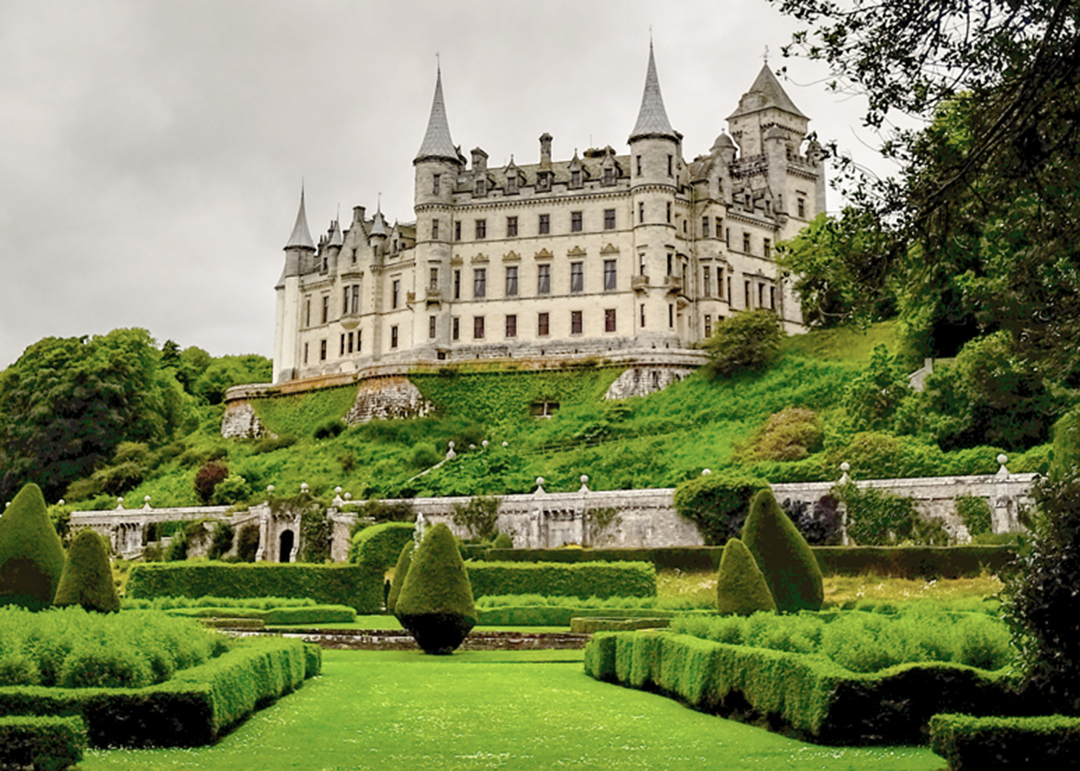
[{"left": 82, "top": 649, "right": 943, "bottom": 770}]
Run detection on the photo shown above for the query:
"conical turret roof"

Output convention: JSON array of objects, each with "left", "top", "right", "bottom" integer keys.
[
  {"left": 370, "top": 208, "right": 388, "bottom": 238},
  {"left": 284, "top": 188, "right": 315, "bottom": 251},
  {"left": 728, "top": 64, "right": 807, "bottom": 120},
  {"left": 629, "top": 42, "right": 677, "bottom": 142},
  {"left": 415, "top": 66, "right": 459, "bottom": 163},
  {"left": 328, "top": 218, "right": 343, "bottom": 248}
]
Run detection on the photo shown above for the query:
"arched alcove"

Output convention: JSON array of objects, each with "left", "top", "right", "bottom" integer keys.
[{"left": 279, "top": 529, "right": 295, "bottom": 563}]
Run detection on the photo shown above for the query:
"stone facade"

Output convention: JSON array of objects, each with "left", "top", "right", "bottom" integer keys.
[
  {"left": 219, "top": 400, "right": 271, "bottom": 440},
  {"left": 270, "top": 46, "right": 825, "bottom": 387},
  {"left": 343, "top": 376, "right": 432, "bottom": 425}
]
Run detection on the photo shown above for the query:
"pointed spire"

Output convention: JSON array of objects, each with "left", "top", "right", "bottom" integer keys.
[
  {"left": 328, "top": 218, "right": 343, "bottom": 248},
  {"left": 630, "top": 41, "right": 677, "bottom": 142},
  {"left": 370, "top": 202, "right": 388, "bottom": 238},
  {"left": 728, "top": 64, "right": 807, "bottom": 120},
  {"left": 284, "top": 187, "right": 315, "bottom": 251},
  {"left": 415, "top": 65, "right": 459, "bottom": 163}
]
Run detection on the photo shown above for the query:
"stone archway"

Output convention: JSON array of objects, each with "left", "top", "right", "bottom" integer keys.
[{"left": 279, "top": 529, "right": 295, "bottom": 563}]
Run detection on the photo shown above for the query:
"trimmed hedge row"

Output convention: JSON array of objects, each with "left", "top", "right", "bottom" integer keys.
[
  {"left": 929, "top": 713, "right": 1080, "bottom": 769},
  {"left": 126, "top": 563, "right": 383, "bottom": 613},
  {"left": 477, "top": 605, "right": 683, "bottom": 627},
  {"left": 165, "top": 604, "right": 356, "bottom": 625},
  {"left": 348, "top": 522, "right": 415, "bottom": 572},
  {"left": 0, "top": 715, "right": 85, "bottom": 771},
  {"left": 467, "top": 561, "right": 656, "bottom": 599},
  {"left": 570, "top": 617, "right": 671, "bottom": 634},
  {"left": 486, "top": 546, "right": 1015, "bottom": 578},
  {"left": 584, "top": 631, "right": 1021, "bottom": 745},
  {"left": 0, "top": 637, "right": 319, "bottom": 748}
]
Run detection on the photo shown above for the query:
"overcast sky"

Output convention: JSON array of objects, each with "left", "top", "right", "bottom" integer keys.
[{"left": 0, "top": 0, "right": 902, "bottom": 370}]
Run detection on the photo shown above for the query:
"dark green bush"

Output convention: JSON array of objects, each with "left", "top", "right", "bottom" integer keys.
[
  {"left": 235, "top": 525, "right": 259, "bottom": 563},
  {"left": 929, "top": 713, "right": 1080, "bottom": 769},
  {"left": 0, "top": 483, "right": 66, "bottom": 610},
  {"left": 701, "top": 309, "right": 783, "bottom": 378},
  {"left": 193, "top": 462, "right": 228, "bottom": 504},
  {"left": 814, "top": 545, "right": 1015, "bottom": 578},
  {"left": 1050, "top": 408, "right": 1080, "bottom": 479},
  {"left": 353, "top": 498, "right": 415, "bottom": 525},
  {"left": 90, "top": 461, "right": 145, "bottom": 497},
  {"left": 53, "top": 529, "right": 120, "bottom": 613},
  {"left": 467, "top": 561, "right": 656, "bottom": 599},
  {"left": 955, "top": 495, "right": 993, "bottom": 538},
  {"left": 835, "top": 482, "right": 919, "bottom": 545},
  {"left": 733, "top": 407, "right": 824, "bottom": 462},
  {"left": 492, "top": 532, "right": 513, "bottom": 549},
  {"left": 716, "top": 538, "right": 775, "bottom": 616},
  {"left": 395, "top": 523, "right": 477, "bottom": 654},
  {"left": 254, "top": 434, "right": 297, "bottom": 454},
  {"left": 673, "top": 470, "right": 769, "bottom": 545},
  {"left": 126, "top": 562, "right": 383, "bottom": 613},
  {"left": 386, "top": 541, "right": 413, "bottom": 614},
  {"left": 348, "top": 522, "right": 415, "bottom": 572},
  {"left": 208, "top": 522, "right": 235, "bottom": 561},
  {"left": 313, "top": 419, "right": 344, "bottom": 440},
  {"left": 0, "top": 716, "right": 86, "bottom": 771},
  {"left": 410, "top": 442, "right": 440, "bottom": 468},
  {"left": 742, "top": 489, "right": 823, "bottom": 613}
]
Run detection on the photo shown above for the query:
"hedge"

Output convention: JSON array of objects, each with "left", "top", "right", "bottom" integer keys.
[
  {"left": 929, "top": 713, "right": 1080, "bottom": 769},
  {"left": 466, "top": 561, "right": 655, "bottom": 599},
  {"left": 348, "top": 522, "right": 415, "bottom": 572},
  {"left": 0, "top": 715, "right": 86, "bottom": 771},
  {"left": 126, "top": 562, "right": 383, "bottom": 613},
  {"left": 164, "top": 604, "right": 356, "bottom": 625},
  {"left": 477, "top": 606, "right": 683, "bottom": 627},
  {"left": 570, "top": 617, "right": 671, "bottom": 634},
  {"left": 0, "top": 637, "right": 318, "bottom": 748},
  {"left": 487, "top": 546, "right": 1015, "bottom": 578},
  {"left": 584, "top": 631, "right": 1022, "bottom": 745}
]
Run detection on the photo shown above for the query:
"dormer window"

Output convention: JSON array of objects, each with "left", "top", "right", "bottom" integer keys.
[
  {"left": 571, "top": 170, "right": 582, "bottom": 188},
  {"left": 475, "top": 179, "right": 486, "bottom": 196},
  {"left": 537, "top": 172, "right": 551, "bottom": 192},
  {"left": 603, "top": 167, "right": 614, "bottom": 185},
  {"left": 507, "top": 175, "right": 518, "bottom": 194}
]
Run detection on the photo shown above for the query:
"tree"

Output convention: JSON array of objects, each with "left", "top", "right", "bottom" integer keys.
[
  {"left": 0, "top": 484, "right": 66, "bottom": 610},
  {"left": 54, "top": 528, "right": 120, "bottom": 613},
  {"left": 741, "top": 488, "right": 823, "bottom": 613},
  {"left": 700, "top": 310, "right": 782, "bottom": 378},
  {"left": 843, "top": 345, "right": 913, "bottom": 432}
]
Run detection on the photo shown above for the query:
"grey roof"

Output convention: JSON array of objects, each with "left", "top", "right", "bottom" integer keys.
[
  {"left": 328, "top": 219, "right": 343, "bottom": 248},
  {"left": 369, "top": 209, "right": 388, "bottom": 237},
  {"left": 728, "top": 65, "right": 807, "bottom": 120},
  {"left": 284, "top": 188, "right": 315, "bottom": 250},
  {"left": 415, "top": 67, "right": 459, "bottom": 162},
  {"left": 629, "top": 43, "right": 677, "bottom": 142}
]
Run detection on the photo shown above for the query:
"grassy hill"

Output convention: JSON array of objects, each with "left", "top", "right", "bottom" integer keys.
[{"left": 62, "top": 321, "right": 1054, "bottom": 511}]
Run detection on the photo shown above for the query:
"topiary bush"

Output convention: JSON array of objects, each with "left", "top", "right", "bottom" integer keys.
[
  {"left": 741, "top": 488, "right": 823, "bottom": 613},
  {"left": 348, "top": 522, "right": 415, "bottom": 572},
  {"left": 394, "top": 522, "right": 477, "bottom": 654},
  {"left": 386, "top": 541, "right": 414, "bottom": 614},
  {"left": 53, "top": 529, "right": 119, "bottom": 613},
  {"left": 0, "top": 483, "right": 66, "bottom": 610},
  {"left": 715, "top": 538, "right": 776, "bottom": 616}
]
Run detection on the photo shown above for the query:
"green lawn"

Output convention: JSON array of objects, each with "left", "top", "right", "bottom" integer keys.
[{"left": 83, "top": 650, "right": 944, "bottom": 770}]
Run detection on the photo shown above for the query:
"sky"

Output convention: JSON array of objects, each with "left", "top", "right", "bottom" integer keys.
[{"left": 0, "top": 0, "right": 902, "bottom": 370}]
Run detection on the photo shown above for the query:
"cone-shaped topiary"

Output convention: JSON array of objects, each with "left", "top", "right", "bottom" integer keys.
[
  {"left": 716, "top": 537, "right": 776, "bottom": 616},
  {"left": 386, "top": 541, "right": 414, "bottom": 614},
  {"left": 395, "top": 523, "right": 477, "bottom": 654},
  {"left": 54, "top": 528, "right": 120, "bottom": 613},
  {"left": 0, "top": 484, "right": 66, "bottom": 610},
  {"left": 741, "top": 488, "right": 823, "bottom": 613}
]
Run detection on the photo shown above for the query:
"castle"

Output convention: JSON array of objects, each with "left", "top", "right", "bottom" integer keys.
[{"left": 271, "top": 45, "right": 825, "bottom": 385}]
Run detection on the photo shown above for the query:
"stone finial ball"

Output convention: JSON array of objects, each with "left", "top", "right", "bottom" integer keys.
[
  {"left": 335, "top": 486, "right": 343, "bottom": 494},
  {"left": 702, "top": 469, "right": 711, "bottom": 476},
  {"left": 840, "top": 462, "right": 851, "bottom": 472},
  {"left": 301, "top": 483, "right": 309, "bottom": 492},
  {"left": 580, "top": 475, "right": 589, "bottom": 484},
  {"left": 469, "top": 444, "right": 476, "bottom": 450},
  {"left": 448, "top": 441, "right": 455, "bottom": 449},
  {"left": 502, "top": 441, "right": 508, "bottom": 448},
  {"left": 144, "top": 495, "right": 151, "bottom": 503},
  {"left": 536, "top": 477, "right": 544, "bottom": 486},
  {"left": 997, "top": 454, "right": 1008, "bottom": 465},
  {"left": 117, "top": 498, "right": 123, "bottom": 504},
  {"left": 267, "top": 485, "right": 275, "bottom": 493},
  {"left": 482, "top": 440, "right": 489, "bottom": 448},
  {"left": 58, "top": 499, "right": 65, "bottom": 506},
  {"left": 344, "top": 492, "right": 352, "bottom": 500}
]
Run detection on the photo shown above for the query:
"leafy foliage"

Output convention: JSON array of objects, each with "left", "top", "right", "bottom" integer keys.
[
  {"left": 674, "top": 469, "right": 768, "bottom": 545},
  {"left": 733, "top": 407, "right": 823, "bottom": 462},
  {"left": 742, "top": 489, "right": 824, "bottom": 613},
  {"left": 834, "top": 482, "right": 919, "bottom": 546},
  {"left": 386, "top": 541, "right": 413, "bottom": 614},
  {"left": 450, "top": 495, "right": 502, "bottom": 541},
  {"left": 701, "top": 310, "right": 783, "bottom": 378},
  {"left": 0, "top": 483, "right": 66, "bottom": 610},
  {"left": 955, "top": 495, "right": 993, "bottom": 539},
  {"left": 716, "top": 538, "right": 776, "bottom": 616},
  {"left": 843, "top": 345, "right": 913, "bottom": 432},
  {"left": 193, "top": 461, "right": 228, "bottom": 504},
  {"left": 395, "top": 523, "right": 477, "bottom": 654},
  {"left": 54, "top": 528, "right": 119, "bottom": 613}
]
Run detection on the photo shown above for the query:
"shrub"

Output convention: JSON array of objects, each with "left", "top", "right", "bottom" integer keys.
[
  {"left": 467, "top": 561, "right": 656, "bottom": 599},
  {"left": 235, "top": 525, "right": 260, "bottom": 563},
  {"left": 835, "top": 482, "right": 919, "bottom": 545},
  {"left": 395, "top": 523, "right": 477, "bottom": 654},
  {"left": 1050, "top": 408, "right": 1080, "bottom": 479},
  {"left": 673, "top": 470, "right": 769, "bottom": 545},
  {"left": 313, "top": 419, "right": 344, "bottom": 440},
  {"left": 194, "top": 461, "right": 229, "bottom": 504},
  {"left": 780, "top": 495, "right": 843, "bottom": 546},
  {"left": 0, "top": 483, "right": 66, "bottom": 610},
  {"left": 90, "top": 461, "right": 145, "bottom": 497},
  {"left": 0, "top": 716, "right": 86, "bottom": 771},
  {"left": 492, "top": 532, "right": 513, "bottom": 549},
  {"left": 451, "top": 495, "right": 502, "bottom": 541},
  {"left": 716, "top": 538, "right": 776, "bottom": 616},
  {"left": 211, "top": 474, "right": 250, "bottom": 506},
  {"left": 58, "top": 643, "right": 154, "bottom": 689},
  {"left": 254, "top": 434, "right": 296, "bottom": 454},
  {"left": 348, "top": 522, "right": 416, "bottom": 572},
  {"left": 386, "top": 541, "right": 414, "bottom": 614},
  {"left": 354, "top": 498, "right": 415, "bottom": 524},
  {"left": 208, "top": 522, "right": 235, "bottom": 561},
  {"left": 701, "top": 309, "right": 783, "bottom": 377},
  {"left": 53, "top": 528, "right": 120, "bottom": 613},
  {"left": 929, "top": 713, "right": 1080, "bottom": 770},
  {"left": 410, "top": 442, "right": 440, "bottom": 468},
  {"left": 742, "top": 489, "right": 823, "bottom": 613},
  {"left": 843, "top": 345, "right": 913, "bottom": 432},
  {"left": 734, "top": 407, "right": 824, "bottom": 462},
  {"left": 955, "top": 495, "right": 993, "bottom": 538}
]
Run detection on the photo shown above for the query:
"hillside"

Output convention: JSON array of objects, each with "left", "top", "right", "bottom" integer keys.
[{"left": 54, "top": 321, "right": 1056, "bottom": 512}]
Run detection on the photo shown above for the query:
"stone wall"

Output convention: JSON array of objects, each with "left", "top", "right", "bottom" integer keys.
[
  {"left": 343, "top": 376, "right": 432, "bottom": 425},
  {"left": 603, "top": 366, "right": 695, "bottom": 400},
  {"left": 221, "top": 400, "right": 271, "bottom": 440}
]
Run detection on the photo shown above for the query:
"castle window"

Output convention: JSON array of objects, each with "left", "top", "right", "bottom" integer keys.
[
  {"left": 763, "top": 238, "right": 771, "bottom": 258},
  {"left": 475, "top": 179, "right": 486, "bottom": 196},
  {"left": 727, "top": 276, "right": 732, "bottom": 303},
  {"left": 432, "top": 174, "right": 440, "bottom": 194},
  {"left": 506, "top": 266, "right": 518, "bottom": 296},
  {"left": 348, "top": 331, "right": 354, "bottom": 353},
  {"left": 432, "top": 219, "right": 439, "bottom": 239},
  {"left": 453, "top": 269, "right": 461, "bottom": 300},
  {"left": 391, "top": 326, "right": 399, "bottom": 348},
  {"left": 759, "top": 283, "right": 766, "bottom": 308},
  {"left": 537, "top": 172, "right": 551, "bottom": 191},
  {"left": 351, "top": 248, "right": 357, "bottom": 264},
  {"left": 666, "top": 252, "right": 673, "bottom": 276},
  {"left": 342, "top": 287, "right": 349, "bottom": 314},
  {"left": 322, "top": 255, "right": 328, "bottom": 272},
  {"left": 349, "top": 286, "right": 359, "bottom": 315},
  {"left": 668, "top": 304, "right": 674, "bottom": 328},
  {"left": 725, "top": 227, "right": 730, "bottom": 247},
  {"left": 507, "top": 175, "right": 518, "bottom": 194},
  {"left": 473, "top": 268, "right": 486, "bottom": 299},
  {"left": 455, "top": 221, "right": 461, "bottom": 241},
  {"left": 770, "top": 286, "right": 777, "bottom": 309},
  {"left": 537, "top": 264, "right": 551, "bottom": 295},
  {"left": 321, "top": 296, "right": 329, "bottom": 324},
  {"left": 704, "top": 314, "right": 712, "bottom": 338},
  {"left": 603, "top": 167, "right": 614, "bottom": 185},
  {"left": 475, "top": 219, "right": 487, "bottom": 239},
  {"left": 640, "top": 303, "right": 645, "bottom": 328},
  {"left": 340, "top": 334, "right": 345, "bottom": 356},
  {"left": 636, "top": 155, "right": 642, "bottom": 176},
  {"left": 570, "top": 262, "right": 583, "bottom": 293},
  {"left": 429, "top": 316, "right": 437, "bottom": 339},
  {"left": 429, "top": 268, "right": 438, "bottom": 291},
  {"left": 571, "top": 211, "right": 583, "bottom": 232},
  {"left": 507, "top": 216, "right": 518, "bottom": 237},
  {"left": 304, "top": 342, "right": 309, "bottom": 364},
  {"left": 716, "top": 219, "right": 723, "bottom": 239},
  {"left": 703, "top": 267, "right": 711, "bottom": 297},
  {"left": 320, "top": 339, "right": 327, "bottom": 360},
  {"left": 474, "top": 316, "right": 485, "bottom": 339},
  {"left": 703, "top": 216, "right": 709, "bottom": 236},
  {"left": 798, "top": 198, "right": 806, "bottom": 218},
  {"left": 666, "top": 202, "right": 672, "bottom": 224},
  {"left": 604, "top": 208, "right": 615, "bottom": 230},
  {"left": 539, "top": 213, "right": 550, "bottom": 234},
  {"left": 452, "top": 317, "right": 460, "bottom": 341},
  {"left": 743, "top": 232, "right": 751, "bottom": 253},
  {"left": 605, "top": 308, "right": 616, "bottom": 332},
  {"left": 639, "top": 253, "right": 646, "bottom": 275},
  {"left": 667, "top": 155, "right": 673, "bottom": 176},
  {"left": 538, "top": 312, "right": 550, "bottom": 336},
  {"left": 571, "top": 170, "right": 582, "bottom": 188},
  {"left": 745, "top": 280, "right": 752, "bottom": 308},
  {"left": 638, "top": 202, "right": 644, "bottom": 224},
  {"left": 358, "top": 330, "right": 362, "bottom": 352},
  {"left": 392, "top": 279, "right": 400, "bottom": 309},
  {"left": 571, "top": 310, "right": 583, "bottom": 334},
  {"left": 604, "top": 259, "right": 617, "bottom": 291},
  {"left": 505, "top": 314, "right": 517, "bottom": 338}
]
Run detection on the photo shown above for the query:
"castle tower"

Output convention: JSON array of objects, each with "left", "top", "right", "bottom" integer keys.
[
  {"left": 629, "top": 42, "right": 682, "bottom": 347},
  {"left": 413, "top": 66, "right": 462, "bottom": 355},
  {"left": 273, "top": 188, "right": 315, "bottom": 383}
]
